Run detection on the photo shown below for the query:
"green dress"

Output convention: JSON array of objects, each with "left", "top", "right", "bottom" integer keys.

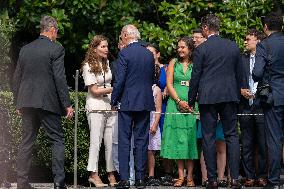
[{"left": 160, "top": 59, "right": 198, "bottom": 159}]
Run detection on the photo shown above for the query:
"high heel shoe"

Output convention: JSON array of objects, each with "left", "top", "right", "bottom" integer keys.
[
  {"left": 88, "top": 177, "right": 108, "bottom": 188},
  {"left": 108, "top": 175, "right": 117, "bottom": 187},
  {"left": 186, "top": 179, "right": 195, "bottom": 187}
]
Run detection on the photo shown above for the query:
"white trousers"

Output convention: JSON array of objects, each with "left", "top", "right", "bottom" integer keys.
[{"left": 87, "top": 112, "right": 116, "bottom": 172}]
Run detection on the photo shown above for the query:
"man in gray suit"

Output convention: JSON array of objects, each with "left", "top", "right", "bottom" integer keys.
[{"left": 13, "top": 15, "right": 73, "bottom": 189}]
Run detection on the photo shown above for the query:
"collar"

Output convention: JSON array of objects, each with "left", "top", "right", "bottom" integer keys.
[
  {"left": 267, "top": 31, "right": 282, "bottom": 38},
  {"left": 127, "top": 40, "right": 138, "bottom": 45},
  {"left": 39, "top": 35, "right": 52, "bottom": 41},
  {"left": 207, "top": 33, "right": 219, "bottom": 39}
]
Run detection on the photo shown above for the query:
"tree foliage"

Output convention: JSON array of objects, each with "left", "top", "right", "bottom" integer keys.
[
  {"left": 0, "top": 10, "right": 15, "bottom": 91},
  {"left": 3, "top": 0, "right": 282, "bottom": 86}
]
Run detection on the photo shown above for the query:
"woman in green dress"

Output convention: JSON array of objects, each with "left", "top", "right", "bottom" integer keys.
[{"left": 160, "top": 36, "right": 198, "bottom": 187}]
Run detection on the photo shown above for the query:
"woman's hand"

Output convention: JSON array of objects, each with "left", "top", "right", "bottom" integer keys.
[
  {"left": 149, "top": 124, "right": 158, "bottom": 134},
  {"left": 162, "top": 87, "right": 168, "bottom": 99},
  {"left": 178, "top": 100, "right": 190, "bottom": 111}
]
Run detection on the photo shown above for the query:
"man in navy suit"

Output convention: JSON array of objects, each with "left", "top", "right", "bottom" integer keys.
[
  {"left": 188, "top": 14, "right": 243, "bottom": 189},
  {"left": 253, "top": 13, "right": 284, "bottom": 189},
  {"left": 239, "top": 29, "right": 267, "bottom": 187},
  {"left": 111, "top": 24, "right": 155, "bottom": 189}
]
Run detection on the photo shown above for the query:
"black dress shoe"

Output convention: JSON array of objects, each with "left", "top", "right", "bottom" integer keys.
[
  {"left": 116, "top": 180, "right": 130, "bottom": 189},
  {"left": 231, "top": 179, "right": 243, "bottom": 189},
  {"left": 160, "top": 174, "right": 173, "bottom": 186},
  {"left": 263, "top": 183, "right": 281, "bottom": 189},
  {"left": 146, "top": 176, "right": 160, "bottom": 186},
  {"left": 135, "top": 179, "right": 145, "bottom": 189},
  {"left": 54, "top": 183, "right": 67, "bottom": 189},
  {"left": 206, "top": 181, "right": 218, "bottom": 189}
]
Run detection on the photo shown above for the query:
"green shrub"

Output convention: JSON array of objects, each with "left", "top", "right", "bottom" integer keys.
[{"left": 0, "top": 91, "right": 98, "bottom": 184}]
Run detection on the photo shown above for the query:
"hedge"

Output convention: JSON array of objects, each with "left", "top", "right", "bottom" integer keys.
[{"left": 0, "top": 91, "right": 107, "bottom": 184}]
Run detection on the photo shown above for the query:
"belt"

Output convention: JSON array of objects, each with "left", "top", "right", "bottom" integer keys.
[{"left": 180, "top": 81, "right": 190, "bottom": 87}]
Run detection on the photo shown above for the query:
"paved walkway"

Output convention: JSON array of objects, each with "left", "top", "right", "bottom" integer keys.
[{"left": 0, "top": 183, "right": 272, "bottom": 189}]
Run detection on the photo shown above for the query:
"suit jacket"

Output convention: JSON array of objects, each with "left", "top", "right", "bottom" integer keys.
[
  {"left": 109, "top": 59, "right": 118, "bottom": 87},
  {"left": 111, "top": 42, "right": 155, "bottom": 111},
  {"left": 188, "top": 35, "right": 244, "bottom": 106},
  {"left": 239, "top": 53, "right": 261, "bottom": 111},
  {"left": 12, "top": 35, "right": 71, "bottom": 115},
  {"left": 253, "top": 32, "right": 284, "bottom": 106}
]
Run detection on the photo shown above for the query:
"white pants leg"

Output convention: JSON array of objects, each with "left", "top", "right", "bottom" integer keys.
[
  {"left": 87, "top": 113, "right": 105, "bottom": 172},
  {"left": 104, "top": 113, "right": 116, "bottom": 172}
]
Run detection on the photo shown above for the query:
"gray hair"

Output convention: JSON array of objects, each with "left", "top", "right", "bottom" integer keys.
[
  {"left": 122, "top": 24, "right": 141, "bottom": 40},
  {"left": 40, "top": 15, "right": 58, "bottom": 32}
]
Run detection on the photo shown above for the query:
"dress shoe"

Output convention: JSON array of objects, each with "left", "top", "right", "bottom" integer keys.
[
  {"left": 160, "top": 174, "right": 173, "bottom": 186},
  {"left": 135, "top": 179, "right": 145, "bottom": 189},
  {"left": 257, "top": 178, "right": 267, "bottom": 187},
  {"left": 54, "top": 183, "right": 67, "bottom": 189},
  {"left": 263, "top": 183, "right": 281, "bottom": 189},
  {"left": 243, "top": 178, "right": 254, "bottom": 187},
  {"left": 231, "top": 179, "right": 243, "bottom": 189},
  {"left": 116, "top": 180, "right": 130, "bottom": 189},
  {"left": 146, "top": 176, "right": 160, "bottom": 186},
  {"left": 206, "top": 181, "right": 218, "bottom": 189}
]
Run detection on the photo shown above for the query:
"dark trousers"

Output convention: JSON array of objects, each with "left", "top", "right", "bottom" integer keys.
[
  {"left": 199, "top": 102, "right": 240, "bottom": 181},
  {"left": 17, "top": 108, "right": 65, "bottom": 187},
  {"left": 118, "top": 111, "right": 150, "bottom": 181},
  {"left": 263, "top": 105, "right": 284, "bottom": 185},
  {"left": 239, "top": 107, "right": 267, "bottom": 179}
]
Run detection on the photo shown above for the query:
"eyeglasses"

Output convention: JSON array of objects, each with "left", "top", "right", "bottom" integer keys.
[{"left": 193, "top": 36, "right": 204, "bottom": 39}]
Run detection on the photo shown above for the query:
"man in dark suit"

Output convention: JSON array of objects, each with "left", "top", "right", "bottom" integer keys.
[
  {"left": 252, "top": 13, "right": 284, "bottom": 189},
  {"left": 239, "top": 29, "right": 267, "bottom": 187},
  {"left": 13, "top": 15, "right": 73, "bottom": 189},
  {"left": 188, "top": 14, "right": 243, "bottom": 189},
  {"left": 111, "top": 24, "right": 155, "bottom": 189}
]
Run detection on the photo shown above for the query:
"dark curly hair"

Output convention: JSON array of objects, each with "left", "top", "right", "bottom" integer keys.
[
  {"left": 177, "top": 36, "right": 195, "bottom": 62},
  {"left": 81, "top": 35, "right": 109, "bottom": 75}
]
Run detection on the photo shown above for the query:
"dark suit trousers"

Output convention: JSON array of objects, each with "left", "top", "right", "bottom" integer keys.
[
  {"left": 17, "top": 108, "right": 65, "bottom": 187},
  {"left": 199, "top": 102, "right": 240, "bottom": 181},
  {"left": 118, "top": 111, "right": 150, "bottom": 181},
  {"left": 239, "top": 107, "right": 267, "bottom": 179},
  {"left": 263, "top": 105, "right": 284, "bottom": 185}
]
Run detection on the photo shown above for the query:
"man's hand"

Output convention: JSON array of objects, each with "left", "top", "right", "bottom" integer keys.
[
  {"left": 241, "top": 89, "right": 254, "bottom": 99},
  {"left": 65, "top": 106, "right": 73, "bottom": 119}
]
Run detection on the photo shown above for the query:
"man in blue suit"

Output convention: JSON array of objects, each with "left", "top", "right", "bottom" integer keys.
[
  {"left": 253, "top": 13, "right": 284, "bottom": 189},
  {"left": 188, "top": 14, "right": 243, "bottom": 189},
  {"left": 111, "top": 24, "right": 155, "bottom": 189}
]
